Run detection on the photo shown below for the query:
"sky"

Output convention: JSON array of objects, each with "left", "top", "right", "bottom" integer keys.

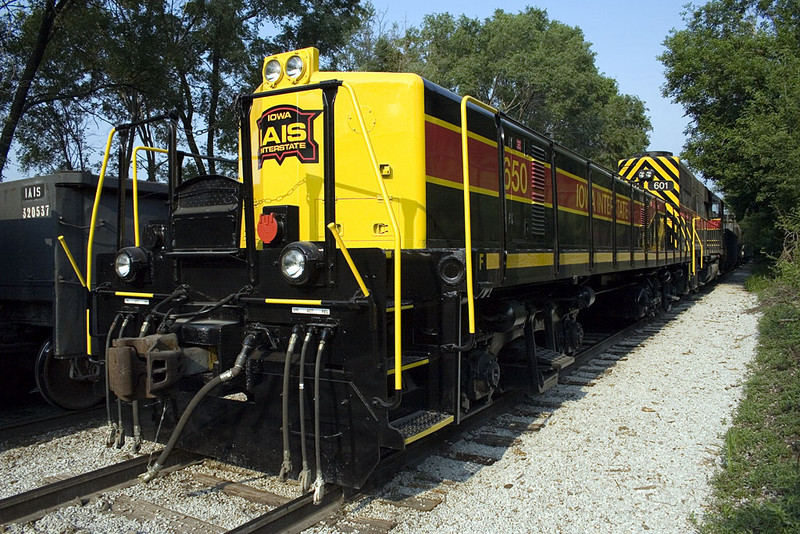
[
  {"left": 5, "top": 1, "right": 691, "bottom": 181},
  {"left": 377, "top": 0, "right": 692, "bottom": 157}
]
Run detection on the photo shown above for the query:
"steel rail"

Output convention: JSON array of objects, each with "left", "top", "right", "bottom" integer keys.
[
  {"left": 567, "top": 319, "right": 650, "bottom": 372},
  {"left": 0, "top": 449, "right": 203, "bottom": 525},
  {"left": 226, "top": 485, "right": 345, "bottom": 533}
]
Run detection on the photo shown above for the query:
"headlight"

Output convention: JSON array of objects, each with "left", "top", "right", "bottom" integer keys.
[
  {"left": 115, "top": 253, "right": 132, "bottom": 278},
  {"left": 281, "top": 249, "right": 305, "bottom": 279},
  {"left": 114, "top": 247, "right": 148, "bottom": 282},
  {"left": 264, "top": 59, "right": 282, "bottom": 84},
  {"left": 279, "top": 241, "right": 322, "bottom": 285},
  {"left": 285, "top": 55, "right": 304, "bottom": 79}
]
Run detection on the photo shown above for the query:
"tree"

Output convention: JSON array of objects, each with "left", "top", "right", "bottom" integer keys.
[
  {"left": 0, "top": 0, "right": 81, "bottom": 179},
  {"left": 661, "top": 0, "right": 800, "bottom": 254},
  {"left": 336, "top": 8, "right": 651, "bottom": 169},
  {"left": 0, "top": 0, "right": 367, "bottom": 181},
  {"left": 331, "top": 3, "right": 417, "bottom": 72}
]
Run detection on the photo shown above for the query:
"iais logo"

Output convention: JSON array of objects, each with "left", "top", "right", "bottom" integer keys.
[{"left": 257, "top": 105, "right": 322, "bottom": 167}]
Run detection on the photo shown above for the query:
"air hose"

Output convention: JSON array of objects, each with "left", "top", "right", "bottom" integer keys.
[
  {"left": 279, "top": 325, "right": 304, "bottom": 481},
  {"left": 140, "top": 330, "right": 262, "bottom": 483},
  {"left": 104, "top": 313, "right": 122, "bottom": 447},
  {"left": 312, "top": 328, "right": 333, "bottom": 504},
  {"left": 114, "top": 314, "right": 133, "bottom": 449},
  {"left": 297, "top": 327, "right": 318, "bottom": 492}
]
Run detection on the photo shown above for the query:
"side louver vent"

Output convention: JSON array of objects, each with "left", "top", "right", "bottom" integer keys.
[{"left": 530, "top": 145, "right": 547, "bottom": 237}]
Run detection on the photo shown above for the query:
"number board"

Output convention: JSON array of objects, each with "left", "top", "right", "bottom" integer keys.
[
  {"left": 20, "top": 183, "right": 50, "bottom": 219},
  {"left": 647, "top": 180, "right": 675, "bottom": 192}
]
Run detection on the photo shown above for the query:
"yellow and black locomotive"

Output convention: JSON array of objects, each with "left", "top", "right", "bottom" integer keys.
[{"left": 85, "top": 48, "right": 737, "bottom": 497}]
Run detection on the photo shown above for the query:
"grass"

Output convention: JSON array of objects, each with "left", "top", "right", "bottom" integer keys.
[{"left": 699, "top": 258, "right": 800, "bottom": 533}]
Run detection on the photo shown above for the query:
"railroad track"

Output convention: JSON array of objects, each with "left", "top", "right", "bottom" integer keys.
[
  {"left": 0, "top": 292, "right": 704, "bottom": 533},
  {"left": 0, "top": 449, "right": 328, "bottom": 532},
  {"left": 0, "top": 449, "right": 203, "bottom": 525},
  {"left": 0, "top": 406, "right": 105, "bottom": 443}
]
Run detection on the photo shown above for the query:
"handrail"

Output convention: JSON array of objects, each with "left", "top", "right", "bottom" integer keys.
[
  {"left": 691, "top": 217, "right": 695, "bottom": 275},
  {"left": 57, "top": 235, "right": 87, "bottom": 287},
  {"left": 460, "top": 96, "right": 498, "bottom": 334},
  {"left": 339, "top": 81, "right": 403, "bottom": 390},
  {"left": 132, "top": 146, "right": 168, "bottom": 246},
  {"left": 326, "top": 223, "right": 371, "bottom": 297},
  {"left": 86, "top": 127, "right": 117, "bottom": 355},
  {"left": 691, "top": 216, "right": 704, "bottom": 275}
]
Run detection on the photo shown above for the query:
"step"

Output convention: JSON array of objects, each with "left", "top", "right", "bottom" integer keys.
[
  {"left": 537, "top": 348, "right": 575, "bottom": 370},
  {"left": 539, "top": 369, "right": 558, "bottom": 393},
  {"left": 391, "top": 410, "right": 454, "bottom": 445}
]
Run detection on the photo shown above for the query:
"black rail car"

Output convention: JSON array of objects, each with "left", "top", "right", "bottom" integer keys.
[
  {"left": 0, "top": 173, "right": 167, "bottom": 408},
  {"left": 87, "top": 48, "right": 740, "bottom": 498}
]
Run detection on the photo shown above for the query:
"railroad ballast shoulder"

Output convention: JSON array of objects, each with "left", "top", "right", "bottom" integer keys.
[{"left": 86, "top": 48, "right": 740, "bottom": 497}]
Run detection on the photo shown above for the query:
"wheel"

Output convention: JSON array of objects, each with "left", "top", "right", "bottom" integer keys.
[
  {"left": 661, "top": 287, "right": 673, "bottom": 314},
  {"left": 34, "top": 338, "right": 101, "bottom": 410}
]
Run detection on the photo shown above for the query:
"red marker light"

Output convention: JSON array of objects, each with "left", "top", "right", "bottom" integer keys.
[{"left": 257, "top": 213, "right": 280, "bottom": 244}]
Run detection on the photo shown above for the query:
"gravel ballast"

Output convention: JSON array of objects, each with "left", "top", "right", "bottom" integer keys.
[
  {"left": 333, "top": 269, "right": 759, "bottom": 533},
  {"left": 1, "top": 270, "right": 759, "bottom": 533}
]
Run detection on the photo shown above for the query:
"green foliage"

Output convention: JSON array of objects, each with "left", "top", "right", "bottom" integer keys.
[
  {"left": 662, "top": 0, "right": 800, "bottom": 254},
  {"left": 335, "top": 7, "right": 651, "bottom": 169},
  {"left": 701, "top": 218, "right": 800, "bottom": 532},
  {"left": 0, "top": 0, "right": 367, "bottom": 179},
  {"left": 771, "top": 211, "right": 800, "bottom": 294},
  {"left": 743, "top": 271, "right": 770, "bottom": 293}
]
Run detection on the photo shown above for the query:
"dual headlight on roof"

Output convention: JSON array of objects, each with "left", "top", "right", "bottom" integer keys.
[{"left": 264, "top": 54, "right": 306, "bottom": 85}]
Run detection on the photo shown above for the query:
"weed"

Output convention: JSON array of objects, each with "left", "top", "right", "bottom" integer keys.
[{"left": 699, "top": 218, "right": 800, "bottom": 533}]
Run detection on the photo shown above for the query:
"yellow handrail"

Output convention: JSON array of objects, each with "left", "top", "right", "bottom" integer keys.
[
  {"left": 115, "top": 291, "right": 155, "bottom": 298},
  {"left": 327, "top": 222, "right": 371, "bottom": 297},
  {"left": 86, "top": 127, "right": 117, "bottom": 355},
  {"left": 339, "top": 81, "right": 403, "bottom": 390},
  {"left": 691, "top": 216, "right": 704, "bottom": 276},
  {"left": 265, "top": 298, "right": 324, "bottom": 306},
  {"left": 132, "top": 146, "right": 168, "bottom": 246},
  {"left": 86, "top": 140, "right": 166, "bottom": 354},
  {"left": 692, "top": 217, "right": 697, "bottom": 276},
  {"left": 57, "top": 235, "right": 87, "bottom": 287},
  {"left": 460, "top": 96, "right": 498, "bottom": 334}
]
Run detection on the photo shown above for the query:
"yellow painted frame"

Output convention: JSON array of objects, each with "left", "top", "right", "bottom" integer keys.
[{"left": 115, "top": 291, "right": 155, "bottom": 298}]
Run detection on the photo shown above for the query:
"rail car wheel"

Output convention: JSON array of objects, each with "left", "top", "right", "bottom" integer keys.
[{"left": 34, "top": 338, "right": 100, "bottom": 410}]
